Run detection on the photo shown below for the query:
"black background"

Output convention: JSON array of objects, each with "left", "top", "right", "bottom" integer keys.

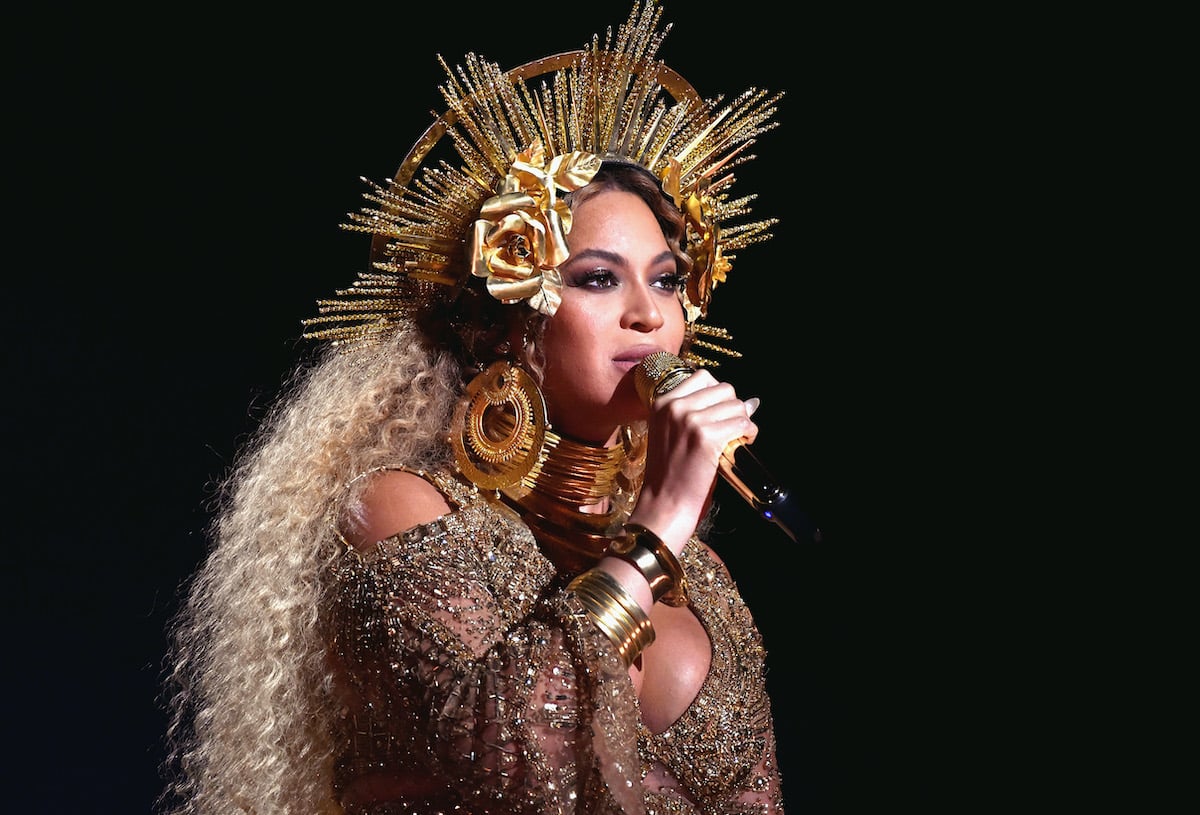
[{"left": 5, "top": 2, "right": 1019, "bottom": 811}]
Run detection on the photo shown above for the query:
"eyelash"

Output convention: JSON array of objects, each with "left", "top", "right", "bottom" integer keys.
[
  {"left": 660, "top": 272, "right": 688, "bottom": 292},
  {"left": 572, "top": 269, "right": 687, "bottom": 292}
]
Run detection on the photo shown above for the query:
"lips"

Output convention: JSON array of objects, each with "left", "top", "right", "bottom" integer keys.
[
  {"left": 613, "top": 347, "right": 664, "bottom": 378},
  {"left": 613, "top": 345, "right": 664, "bottom": 365}
]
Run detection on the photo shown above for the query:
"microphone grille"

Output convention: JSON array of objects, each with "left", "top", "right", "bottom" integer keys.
[{"left": 635, "top": 351, "right": 694, "bottom": 406}]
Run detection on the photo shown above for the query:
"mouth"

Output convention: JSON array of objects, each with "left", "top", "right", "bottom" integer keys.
[{"left": 613, "top": 346, "right": 664, "bottom": 373}]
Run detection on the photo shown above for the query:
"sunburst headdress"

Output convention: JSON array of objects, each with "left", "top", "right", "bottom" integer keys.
[{"left": 302, "top": 0, "right": 781, "bottom": 367}]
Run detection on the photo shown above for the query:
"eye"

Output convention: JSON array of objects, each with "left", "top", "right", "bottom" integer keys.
[
  {"left": 654, "top": 272, "right": 688, "bottom": 293},
  {"left": 568, "top": 268, "right": 619, "bottom": 289}
]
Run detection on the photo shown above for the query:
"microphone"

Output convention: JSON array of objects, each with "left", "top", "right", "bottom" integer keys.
[{"left": 635, "top": 351, "right": 820, "bottom": 544}]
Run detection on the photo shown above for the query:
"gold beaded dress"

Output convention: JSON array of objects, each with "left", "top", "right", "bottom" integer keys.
[{"left": 328, "top": 468, "right": 785, "bottom": 814}]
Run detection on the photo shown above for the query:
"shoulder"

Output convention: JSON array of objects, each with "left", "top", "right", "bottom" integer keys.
[{"left": 341, "top": 469, "right": 454, "bottom": 551}]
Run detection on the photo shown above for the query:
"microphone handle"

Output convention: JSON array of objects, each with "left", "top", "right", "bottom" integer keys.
[{"left": 719, "top": 440, "right": 820, "bottom": 544}]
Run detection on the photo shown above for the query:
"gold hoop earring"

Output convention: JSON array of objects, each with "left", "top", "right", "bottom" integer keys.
[{"left": 451, "top": 361, "right": 547, "bottom": 491}]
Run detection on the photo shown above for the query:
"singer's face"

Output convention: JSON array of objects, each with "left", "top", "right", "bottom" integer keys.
[{"left": 540, "top": 188, "right": 687, "bottom": 444}]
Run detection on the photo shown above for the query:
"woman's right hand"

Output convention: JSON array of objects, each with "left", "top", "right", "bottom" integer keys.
[{"left": 627, "top": 367, "right": 759, "bottom": 554}]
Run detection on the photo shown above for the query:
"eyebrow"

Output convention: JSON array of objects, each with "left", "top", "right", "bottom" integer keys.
[{"left": 565, "top": 248, "right": 677, "bottom": 268}]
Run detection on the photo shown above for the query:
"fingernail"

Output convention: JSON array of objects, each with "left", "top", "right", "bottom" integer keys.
[{"left": 744, "top": 397, "right": 760, "bottom": 417}]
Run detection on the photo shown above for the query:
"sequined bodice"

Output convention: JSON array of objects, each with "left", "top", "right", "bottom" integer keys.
[{"left": 328, "top": 469, "right": 784, "bottom": 814}]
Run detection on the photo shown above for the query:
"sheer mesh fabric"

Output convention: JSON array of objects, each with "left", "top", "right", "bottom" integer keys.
[{"left": 328, "top": 469, "right": 784, "bottom": 814}]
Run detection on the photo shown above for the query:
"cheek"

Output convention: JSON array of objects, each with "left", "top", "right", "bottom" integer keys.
[
  {"left": 541, "top": 310, "right": 592, "bottom": 382},
  {"left": 544, "top": 304, "right": 605, "bottom": 357}
]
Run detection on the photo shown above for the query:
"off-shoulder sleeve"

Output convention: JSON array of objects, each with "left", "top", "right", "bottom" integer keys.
[{"left": 327, "top": 471, "right": 649, "bottom": 814}]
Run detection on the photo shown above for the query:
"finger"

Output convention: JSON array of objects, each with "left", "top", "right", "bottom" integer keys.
[
  {"left": 649, "top": 367, "right": 718, "bottom": 405},
  {"left": 657, "top": 376, "right": 741, "bottom": 415}
]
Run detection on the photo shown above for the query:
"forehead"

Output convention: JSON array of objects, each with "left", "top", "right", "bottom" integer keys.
[{"left": 567, "top": 189, "right": 668, "bottom": 247}]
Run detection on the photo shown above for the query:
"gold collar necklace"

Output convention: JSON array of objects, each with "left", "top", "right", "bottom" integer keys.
[{"left": 501, "top": 426, "right": 643, "bottom": 574}]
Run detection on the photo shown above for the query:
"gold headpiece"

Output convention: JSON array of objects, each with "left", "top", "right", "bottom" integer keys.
[{"left": 302, "top": 0, "right": 781, "bottom": 365}]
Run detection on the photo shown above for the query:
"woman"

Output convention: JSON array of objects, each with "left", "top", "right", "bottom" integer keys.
[{"left": 160, "top": 2, "right": 785, "bottom": 812}]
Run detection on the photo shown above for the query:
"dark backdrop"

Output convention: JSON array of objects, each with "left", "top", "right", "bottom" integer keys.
[{"left": 5, "top": 2, "right": 1000, "bottom": 811}]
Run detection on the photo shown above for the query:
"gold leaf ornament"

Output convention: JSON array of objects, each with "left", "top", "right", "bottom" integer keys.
[
  {"left": 661, "top": 157, "right": 727, "bottom": 322},
  {"left": 469, "top": 143, "right": 602, "bottom": 317}
]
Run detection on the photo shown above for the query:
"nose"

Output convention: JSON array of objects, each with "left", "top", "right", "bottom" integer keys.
[{"left": 621, "top": 284, "right": 665, "bottom": 332}]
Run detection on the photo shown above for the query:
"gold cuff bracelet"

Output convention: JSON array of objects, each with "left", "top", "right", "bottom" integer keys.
[
  {"left": 614, "top": 543, "right": 673, "bottom": 603},
  {"left": 569, "top": 569, "right": 655, "bottom": 668},
  {"left": 613, "top": 522, "right": 690, "bottom": 608}
]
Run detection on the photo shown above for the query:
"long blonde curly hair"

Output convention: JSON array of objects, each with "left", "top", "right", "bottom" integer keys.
[
  {"left": 158, "top": 331, "right": 463, "bottom": 814},
  {"left": 158, "top": 161, "right": 688, "bottom": 813}
]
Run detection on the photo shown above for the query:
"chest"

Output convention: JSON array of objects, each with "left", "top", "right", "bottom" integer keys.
[{"left": 633, "top": 602, "right": 712, "bottom": 734}]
